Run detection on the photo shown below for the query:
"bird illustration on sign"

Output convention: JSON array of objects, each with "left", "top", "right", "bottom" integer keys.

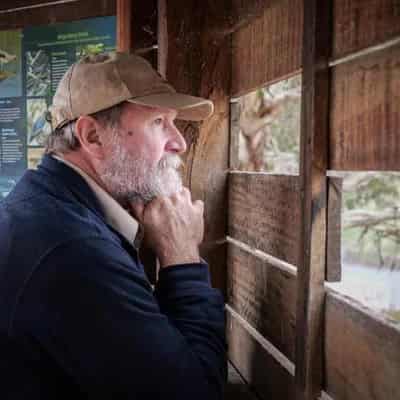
[{"left": 0, "top": 49, "right": 17, "bottom": 82}]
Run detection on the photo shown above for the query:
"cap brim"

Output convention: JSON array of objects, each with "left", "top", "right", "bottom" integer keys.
[{"left": 127, "top": 92, "right": 214, "bottom": 121}]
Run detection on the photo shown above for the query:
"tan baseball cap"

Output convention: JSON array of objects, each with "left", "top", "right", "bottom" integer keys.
[{"left": 50, "top": 52, "right": 214, "bottom": 129}]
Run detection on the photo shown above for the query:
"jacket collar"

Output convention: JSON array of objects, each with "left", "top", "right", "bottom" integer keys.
[{"left": 37, "top": 154, "right": 105, "bottom": 220}]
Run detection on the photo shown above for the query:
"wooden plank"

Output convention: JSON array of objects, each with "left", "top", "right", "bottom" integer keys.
[
  {"left": 325, "top": 291, "right": 400, "bottom": 400},
  {"left": 0, "top": 0, "right": 115, "bottom": 30},
  {"left": 332, "top": 0, "right": 400, "bottom": 59},
  {"left": 228, "top": 172, "right": 300, "bottom": 266},
  {"left": 295, "top": 1, "right": 331, "bottom": 399},
  {"left": 116, "top": 0, "right": 131, "bottom": 51},
  {"left": 330, "top": 45, "right": 400, "bottom": 171},
  {"left": 158, "top": 0, "right": 230, "bottom": 293},
  {"left": 117, "top": 0, "right": 157, "bottom": 62},
  {"left": 227, "top": 307, "right": 295, "bottom": 400},
  {"left": 326, "top": 177, "right": 342, "bottom": 282},
  {"left": 231, "top": 0, "right": 303, "bottom": 97},
  {"left": 227, "top": 242, "right": 297, "bottom": 360}
]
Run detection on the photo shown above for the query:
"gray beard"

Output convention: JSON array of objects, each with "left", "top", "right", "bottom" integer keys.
[{"left": 99, "top": 140, "right": 183, "bottom": 205}]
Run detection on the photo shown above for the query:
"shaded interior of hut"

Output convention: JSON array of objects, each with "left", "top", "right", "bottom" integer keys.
[{"left": 0, "top": 1, "right": 399, "bottom": 399}]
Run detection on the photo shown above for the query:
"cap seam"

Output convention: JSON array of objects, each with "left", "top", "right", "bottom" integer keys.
[{"left": 114, "top": 57, "right": 133, "bottom": 98}]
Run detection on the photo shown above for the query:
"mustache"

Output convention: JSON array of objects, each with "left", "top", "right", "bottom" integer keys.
[{"left": 158, "top": 154, "right": 183, "bottom": 170}]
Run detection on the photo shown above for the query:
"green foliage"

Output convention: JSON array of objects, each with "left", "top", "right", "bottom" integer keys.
[{"left": 342, "top": 173, "right": 400, "bottom": 269}]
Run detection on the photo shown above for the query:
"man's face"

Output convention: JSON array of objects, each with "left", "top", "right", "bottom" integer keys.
[{"left": 98, "top": 103, "right": 187, "bottom": 204}]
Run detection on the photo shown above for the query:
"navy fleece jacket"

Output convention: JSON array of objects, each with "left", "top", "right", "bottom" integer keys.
[{"left": 0, "top": 155, "right": 226, "bottom": 399}]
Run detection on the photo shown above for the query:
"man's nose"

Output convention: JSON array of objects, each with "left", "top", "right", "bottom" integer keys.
[{"left": 165, "top": 124, "right": 187, "bottom": 154}]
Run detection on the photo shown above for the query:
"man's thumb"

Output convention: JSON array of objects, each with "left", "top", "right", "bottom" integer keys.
[{"left": 129, "top": 201, "right": 145, "bottom": 222}]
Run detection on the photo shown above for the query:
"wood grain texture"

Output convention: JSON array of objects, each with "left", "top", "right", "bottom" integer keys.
[
  {"left": 231, "top": 0, "right": 303, "bottom": 97},
  {"left": 227, "top": 307, "right": 295, "bottom": 400},
  {"left": 116, "top": 0, "right": 131, "bottom": 51},
  {"left": 295, "top": 1, "right": 331, "bottom": 399},
  {"left": 330, "top": 45, "right": 400, "bottom": 171},
  {"left": 326, "top": 177, "right": 342, "bottom": 282},
  {"left": 228, "top": 172, "right": 300, "bottom": 266},
  {"left": 325, "top": 291, "right": 400, "bottom": 400},
  {"left": 158, "top": 0, "right": 230, "bottom": 293},
  {"left": 0, "top": 0, "right": 115, "bottom": 30},
  {"left": 227, "top": 242, "right": 297, "bottom": 360},
  {"left": 332, "top": 0, "right": 400, "bottom": 59}
]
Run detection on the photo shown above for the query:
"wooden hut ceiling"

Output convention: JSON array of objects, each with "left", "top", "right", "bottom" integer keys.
[{"left": 0, "top": 1, "right": 116, "bottom": 29}]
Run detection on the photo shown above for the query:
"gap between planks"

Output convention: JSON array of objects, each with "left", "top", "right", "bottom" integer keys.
[
  {"left": 226, "top": 236, "right": 297, "bottom": 277},
  {"left": 226, "top": 303, "right": 296, "bottom": 376},
  {"left": 329, "top": 36, "right": 400, "bottom": 67}
]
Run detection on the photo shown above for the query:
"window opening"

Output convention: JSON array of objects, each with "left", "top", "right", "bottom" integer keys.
[
  {"left": 328, "top": 171, "right": 400, "bottom": 325},
  {"left": 231, "top": 74, "right": 301, "bottom": 174}
]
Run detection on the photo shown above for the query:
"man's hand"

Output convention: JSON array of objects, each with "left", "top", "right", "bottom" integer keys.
[{"left": 130, "top": 188, "right": 204, "bottom": 268}]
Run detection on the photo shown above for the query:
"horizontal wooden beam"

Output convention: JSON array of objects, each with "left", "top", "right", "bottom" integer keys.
[{"left": 0, "top": 0, "right": 115, "bottom": 30}]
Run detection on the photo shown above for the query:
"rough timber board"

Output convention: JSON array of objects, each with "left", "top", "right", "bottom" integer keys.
[
  {"left": 332, "top": 0, "right": 400, "bottom": 59},
  {"left": 159, "top": 0, "right": 230, "bottom": 292},
  {"left": 227, "top": 308, "right": 295, "bottom": 400},
  {"left": 295, "top": 1, "right": 331, "bottom": 399},
  {"left": 330, "top": 46, "right": 400, "bottom": 170},
  {"left": 0, "top": 0, "right": 115, "bottom": 30},
  {"left": 325, "top": 291, "right": 400, "bottom": 400},
  {"left": 227, "top": 243, "right": 296, "bottom": 360},
  {"left": 231, "top": 0, "right": 303, "bottom": 97},
  {"left": 228, "top": 173, "right": 300, "bottom": 266}
]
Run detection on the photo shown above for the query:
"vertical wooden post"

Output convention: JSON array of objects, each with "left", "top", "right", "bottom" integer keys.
[
  {"left": 157, "top": 0, "right": 231, "bottom": 293},
  {"left": 295, "top": 1, "right": 332, "bottom": 399},
  {"left": 117, "top": 0, "right": 132, "bottom": 52}
]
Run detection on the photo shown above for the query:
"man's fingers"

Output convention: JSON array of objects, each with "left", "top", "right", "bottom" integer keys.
[
  {"left": 129, "top": 201, "right": 145, "bottom": 221},
  {"left": 193, "top": 199, "right": 204, "bottom": 213}
]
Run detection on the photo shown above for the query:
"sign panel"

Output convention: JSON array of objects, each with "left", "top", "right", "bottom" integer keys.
[{"left": 0, "top": 16, "right": 116, "bottom": 199}]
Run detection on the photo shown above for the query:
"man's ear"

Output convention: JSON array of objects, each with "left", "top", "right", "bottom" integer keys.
[{"left": 74, "top": 116, "right": 106, "bottom": 159}]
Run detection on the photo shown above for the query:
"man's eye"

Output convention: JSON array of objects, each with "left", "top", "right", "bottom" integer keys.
[{"left": 154, "top": 118, "right": 163, "bottom": 125}]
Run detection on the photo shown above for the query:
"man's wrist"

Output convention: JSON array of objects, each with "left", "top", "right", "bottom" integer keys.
[{"left": 159, "top": 249, "right": 200, "bottom": 269}]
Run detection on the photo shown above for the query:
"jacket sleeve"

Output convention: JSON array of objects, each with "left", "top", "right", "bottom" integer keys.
[{"left": 19, "top": 237, "right": 226, "bottom": 399}]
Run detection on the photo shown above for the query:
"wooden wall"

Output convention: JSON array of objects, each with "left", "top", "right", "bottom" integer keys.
[
  {"left": 3, "top": 1, "right": 400, "bottom": 399},
  {"left": 226, "top": 0, "right": 400, "bottom": 400},
  {"left": 227, "top": 1, "right": 303, "bottom": 398}
]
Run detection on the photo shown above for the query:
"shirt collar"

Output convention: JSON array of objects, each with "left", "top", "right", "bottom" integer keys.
[{"left": 53, "top": 155, "right": 140, "bottom": 248}]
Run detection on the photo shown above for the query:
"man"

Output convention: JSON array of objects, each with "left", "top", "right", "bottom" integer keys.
[{"left": 0, "top": 52, "right": 226, "bottom": 399}]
